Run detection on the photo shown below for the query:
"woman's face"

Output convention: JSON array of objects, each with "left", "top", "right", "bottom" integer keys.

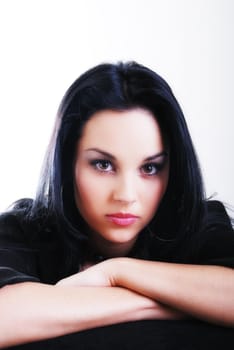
[{"left": 74, "top": 108, "right": 169, "bottom": 257}]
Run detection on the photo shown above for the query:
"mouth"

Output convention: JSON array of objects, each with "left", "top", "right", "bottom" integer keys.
[{"left": 106, "top": 213, "right": 139, "bottom": 227}]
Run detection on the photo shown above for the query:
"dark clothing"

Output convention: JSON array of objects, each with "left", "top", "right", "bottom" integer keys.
[
  {"left": 0, "top": 200, "right": 233, "bottom": 288},
  {"left": 10, "top": 320, "right": 234, "bottom": 350},
  {"left": 0, "top": 200, "right": 234, "bottom": 349}
]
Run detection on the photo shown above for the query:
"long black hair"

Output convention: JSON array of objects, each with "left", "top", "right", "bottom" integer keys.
[{"left": 21, "top": 62, "right": 205, "bottom": 256}]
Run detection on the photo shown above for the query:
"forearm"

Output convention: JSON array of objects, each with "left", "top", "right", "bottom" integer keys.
[
  {"left": 0, "top": 281, "right": 166, "bottom": 348},
  {"left": 113, "top": 258, "right": 234, "bottom": 326}
]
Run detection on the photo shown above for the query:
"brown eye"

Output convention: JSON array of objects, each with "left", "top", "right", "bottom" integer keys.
[
  {"left": 141, "top": 163, "right": 158, "bottom": 176},
  {"left": 91, "top": 159, "right": 113, "bottom": 172}
]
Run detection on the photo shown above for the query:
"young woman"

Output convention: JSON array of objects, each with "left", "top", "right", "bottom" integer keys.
[{"left": 0, "top": 62, "right": 233, "bottom": 349}]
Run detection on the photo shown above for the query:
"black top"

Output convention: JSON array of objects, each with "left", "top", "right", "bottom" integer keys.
[
  {"left": 1, "top": 200, "right": 234, "bottom": 349},
  {"left": 0, "top": 200, "right": 234, "bottom": 287}
]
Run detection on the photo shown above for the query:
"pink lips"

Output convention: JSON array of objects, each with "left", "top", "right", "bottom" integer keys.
[{"left": 106, "top": 213, "right": 139, "bottom": 226}]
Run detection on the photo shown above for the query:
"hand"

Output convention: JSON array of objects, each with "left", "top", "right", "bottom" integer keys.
[{"left": 56, "top": 258, "right": 117, "bottom": 288}]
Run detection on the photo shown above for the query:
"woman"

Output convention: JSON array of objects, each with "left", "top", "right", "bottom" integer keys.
[{"left": 0, "top": 62, "right": 233, "bottom": 349}]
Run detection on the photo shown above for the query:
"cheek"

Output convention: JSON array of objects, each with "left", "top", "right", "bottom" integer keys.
[
  {"left": 142, "top": 177, "right": 168, "bottom": 214},
  {"left": 75, "top": 174, "right": 91, "bottom": 205},
  {"left": 144, "top": 184, "right": 164, "bottom": 207},
  {"left": 74, "top": 172, "right": 106, "bottom": 210}
]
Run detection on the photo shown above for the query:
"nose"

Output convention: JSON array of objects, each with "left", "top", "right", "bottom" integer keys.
[{"left": 112, "top": 174, "right": 137, "bottom": 204}]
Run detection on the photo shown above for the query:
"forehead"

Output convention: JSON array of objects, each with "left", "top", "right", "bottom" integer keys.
[{"left": 77, "top": 108, "right": 165, "bottom": 155}]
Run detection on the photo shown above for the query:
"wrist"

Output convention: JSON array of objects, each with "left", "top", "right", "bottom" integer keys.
[{"left": 106, "top": 257, "right": 131, "bottom": 287}]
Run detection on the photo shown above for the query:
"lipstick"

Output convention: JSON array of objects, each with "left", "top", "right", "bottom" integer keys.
[{"left": 106, "top": 213, "right": 139, "bottom": 226}]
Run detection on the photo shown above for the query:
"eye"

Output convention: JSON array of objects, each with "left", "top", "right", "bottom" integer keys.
[
  {"left": 91, "top": 159, "right": 114, "bottom": 172},
  {"left": 140, "top": 163, "right": 158, "bottom": 176}
]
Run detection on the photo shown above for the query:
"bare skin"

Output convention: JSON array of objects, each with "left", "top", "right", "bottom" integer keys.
[
  {"left": 58, "top": 258, "right": 234, "bottom": 327},
  {"left": 0, "top": 282, "right": 184, "bottom": 348}
]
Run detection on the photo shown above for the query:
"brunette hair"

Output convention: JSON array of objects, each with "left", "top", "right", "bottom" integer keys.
[{"left": 20, "top": 62, "right": 205, "bottom": 253}]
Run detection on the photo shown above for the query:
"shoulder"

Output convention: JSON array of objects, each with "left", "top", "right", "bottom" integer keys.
[
  {"left": 0, "top": 198, "right": 57, "bottom": 248},
  {"left": 148, "top": 200, "right": 234, "bottom": 266},
  {"left": 0, "top": 209, "right": 30, "bottom": 243},
  {"left": 190, "top": 200, "right": 234, "bottom": 266},
  {"left": 201, "top": 200, "right": 233, "bottom": 231},
  {"left": 0, "top": 200, "right": 69, "bottom": 285}
]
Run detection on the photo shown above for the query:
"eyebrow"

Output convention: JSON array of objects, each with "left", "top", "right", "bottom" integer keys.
[
  {"left": 144, "top": 151, "right": 168, "bottom": 162},
  {"left": 84, "top": 148, "right": 168, "bottom": 162}
]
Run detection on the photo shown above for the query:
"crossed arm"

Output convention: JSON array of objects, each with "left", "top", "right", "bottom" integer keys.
[
  {"left": 58, "top": 258, "right": 234, "bottom": 326},
  {"left": 0, "top": 258, "right": 234, "bottom": 348}
]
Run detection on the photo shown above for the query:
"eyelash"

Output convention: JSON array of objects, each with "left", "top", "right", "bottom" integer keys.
[
  {"left": 140, "top": 163, "right": 163, "bottom": 176},
  {"left": 89, "top": 159, "right": 165, "bottom": 176},
  {"left": 90, "top": 159, "right": 114, "bottom": 173}
]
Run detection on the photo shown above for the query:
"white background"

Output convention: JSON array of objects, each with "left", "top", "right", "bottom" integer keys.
[{"left": 0, "top": 0, "right": 233, "bottom": 212}]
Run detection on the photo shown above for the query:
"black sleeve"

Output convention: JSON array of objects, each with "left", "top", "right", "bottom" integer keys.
[
  {"left": 0, "top": 212, "right": 40, "bottom": 288},
  {"left": 190, "top": 200, "right": 234, "bottom": 267},
  {"left": 8, "top": 320, "right": 234, "bottom": 350}
]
